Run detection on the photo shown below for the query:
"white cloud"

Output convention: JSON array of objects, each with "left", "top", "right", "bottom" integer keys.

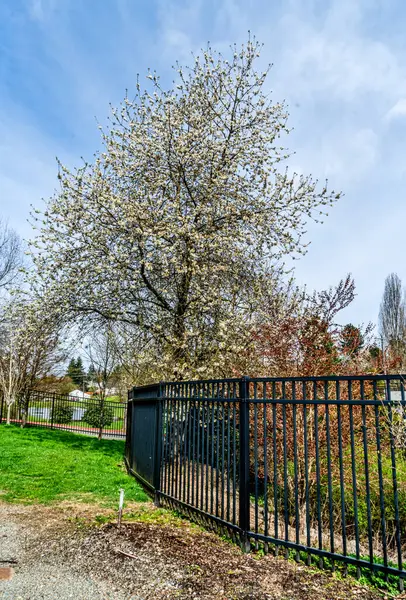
[
  {"left": 28, "top": 0, "right": 44, "bottom": 20},
  {"left": 157, "top": 0, "right": 204, "bottom": 59},
  {"left": 28, "top": 0, "right": 58, "bottom": 22},
  {"left": 268, "top": 2, "right": 406, "bottom": 107},
  {"left": 385, "top": 98, "right": 406, "bottom": 122},
  {"left": 323, "top": 128, "right": 379, "bottom": 181},
  {"left": 0, "top": 108, "right": 75, "bottom": 242},
  {"left": 283, "top": 36, "right": 402, "bottom": 103}
]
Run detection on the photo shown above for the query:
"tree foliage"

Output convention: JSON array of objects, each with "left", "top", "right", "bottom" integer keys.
[
  {"left": 339, "top": 323, "right": 364, "bottom": 357},
  {"left": 379, "top": 273, "right": 406, "bottom": 360},
  {"left": 242, "top": 275, "right": 375, "bottom": 378},
  {"left": 66, "top": 357, "right": 86, "bottom": 387},
  {"left": 0, "top": 220, "right": 22, "bottom": 294},
  {"left": 0, "top": 297, "right": 65, "bottom": 424},
  {"left": 51, "top": 404, "right": 73, "bottom": 425},
  {"left": 35, "top": 375, "right": 76, "bottom": 395},
  {"left": 83, "top": 404, "right": 114, "bottom": 429},
  {"left": 31, "top": 38, "right": 340, "bottom": 379},
  {"left": 83, "top": 324, "right": 119, "bottom": 398}
]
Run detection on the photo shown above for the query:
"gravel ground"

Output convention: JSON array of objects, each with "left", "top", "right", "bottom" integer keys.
[
  {"left": 0, "top": 504, "right": 130, "bottom": 600},
  {"left": 0, "top": 502, "right": 399, "bottom": 600}
]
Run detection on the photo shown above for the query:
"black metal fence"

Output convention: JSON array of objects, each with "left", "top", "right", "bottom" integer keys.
[
  {"left": 126, "top": 375, "right": 406, "bottom": 588},
  {"left": 0, "top": 390, "right": 127, "bottom": 438}
]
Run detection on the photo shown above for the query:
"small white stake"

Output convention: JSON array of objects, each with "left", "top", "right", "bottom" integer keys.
[{"left": 117, "top": 488, "right": 125, "bottom": 528}]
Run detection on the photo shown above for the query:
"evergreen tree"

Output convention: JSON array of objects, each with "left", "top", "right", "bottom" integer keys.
[
  {"left": 87, "top": 363, "right": 97, "bottom": 382},
  {"left": 339, "top": 324, "right": 364, "bottom": 356},
  {"left": 66, "top": 356, "right": 86, "bottom": 387}
]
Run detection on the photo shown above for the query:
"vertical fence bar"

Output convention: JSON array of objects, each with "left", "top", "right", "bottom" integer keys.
[
  {"left": 303, "top": 383, "right": 310, "bottom": 565},
  {"left": 226, "top": 389, "right": 231, "bottom": 524},
  {"left": 221, "top": 391, "right": 225, "bottom": 522},
  {"left": 125, "top": 391, "right": 133, "bottom": 469},
  {"left": 292, "top": 382, "right": 300, "bottom": 561},
  {"left": 163, "top": 389, "right": 170, "bottom": 496},
  {"left": 154, "top": 383, "right": 163, "bottom": 506},
  {"left": 313, "top": 382, "right": 323, "bottom": 568},
  {"left": 197, "top": 384, "right": 201, "bottom": 510},
  {"left": 361, "top": 383, "right": 373, "bottom": 565},
  {"left": 201, "top": 386, "right": 205, "bottom": 513},
  {"left": 239, "top": 376, "right": 250, "bottom": 551},
  {"left": 175, "top": 385, "right": 181, "bottom": 502},
  {"left": 254, "top": 382, "right": 259, "bottom": 542},
  {"left": 178, "top": 385, "right": 185, "bottom": 503},
  {"left": 348, "top": 380, "right": 361, "bottom": 578},
  {"left": 388, "top": 391, "right": 403, "bottom": 590},
  {"left": 336, "top": 382, "right": 347, "bottom": 564},
  {"left": 170, "top": 388, "right": 176, "bottom": 499},
  {"left": 160, "top": 386, "right": 167, "bottom": 496},
  {"left": 232, "top": 395, "right": 237, "bottom": 526},
  {"left": 211, "top": 396, "right": 215, "bottom": 516},
  {"left": 263, "top": 382, "right": 269, "bottom": 549},
  {"left": 272, "top": 386, "right": 279, "bottom": 554},
  {"left": 215, "top": 385, "right": 220, "bottom": 518},
  {"left": 373, "top": 381, "right": 388, "bottom": 572},
  {"left": 180, "top": 386, "right": 187, "bottom": 504},
  {"left": 324, "top": 382, "right": 334, "bottom": 564},
  {"left": 206, "top": 392, "right": 210, "bottom": 514},
  {"left": 172, "top": 387, "right": 178, "bottom": 500},
  {"left": 282, "top": 399, "right": 289, "bottom": 557}
]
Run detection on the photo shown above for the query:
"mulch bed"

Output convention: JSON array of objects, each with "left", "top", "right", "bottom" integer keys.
[{"left": 4, "top": 503, "right": 400, "bottom": 600}]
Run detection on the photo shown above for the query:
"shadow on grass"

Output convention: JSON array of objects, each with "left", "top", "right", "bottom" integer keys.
[{"left": 0, "top": 423, "right": 125, "bottom": 457}]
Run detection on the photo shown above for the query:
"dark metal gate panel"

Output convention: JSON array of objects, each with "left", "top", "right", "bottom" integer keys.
[
  {"left": 125, "top": 383, "right": 162, "bottom": 491},
  {"left": 126, "top": 374, "right": 406, "bottom": 589}
]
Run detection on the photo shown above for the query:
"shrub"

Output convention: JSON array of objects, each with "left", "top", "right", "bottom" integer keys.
[
  {"left": 83, "top": 404, "right": 114, "bottom": 429},
  {"left": 51, "top": 404, "right": 73, "bottom": 424}
]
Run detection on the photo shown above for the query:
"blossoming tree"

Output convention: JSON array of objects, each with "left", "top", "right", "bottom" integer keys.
[
  {"left": 0, "top": 297, "right": 64, "bottom": 424},
  {"left": 31, "top": 39, "right": 340, "bottom": 379}
]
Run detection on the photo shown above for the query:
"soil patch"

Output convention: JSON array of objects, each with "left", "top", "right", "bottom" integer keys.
[{"left": 0, "top": 502, "right": 397, "bottom": 600}]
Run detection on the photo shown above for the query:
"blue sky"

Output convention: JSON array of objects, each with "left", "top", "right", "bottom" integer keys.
[{"left": 1, "top": 0, "right": 406, "bottom": 331}]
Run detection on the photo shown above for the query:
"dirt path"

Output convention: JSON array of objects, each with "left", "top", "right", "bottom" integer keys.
[{"left": 0, "top": 502, "right": 395, "bottom": 599}]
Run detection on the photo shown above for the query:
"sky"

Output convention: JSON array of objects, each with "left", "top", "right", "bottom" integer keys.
[{"left": 1, "top": 0, "right": 406, "bottom": 332}]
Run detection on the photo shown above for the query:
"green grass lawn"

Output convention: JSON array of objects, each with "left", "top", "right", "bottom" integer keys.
[{"left": 0, "top": 424, "right": 148, "bottom": 505}]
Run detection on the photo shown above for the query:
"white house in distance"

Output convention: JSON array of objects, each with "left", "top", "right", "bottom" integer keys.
[{"left": 69, "top": 389, "right": 91, "bottom": 401}]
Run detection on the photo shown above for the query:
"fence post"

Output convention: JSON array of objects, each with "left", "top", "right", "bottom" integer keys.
[
  {"left": 239, "top": 376, "right": 251, "bottom": 552},
  {"left": 0, "top": 393, "right": 3, "bottom": 424},
  {"left": 153, "top": 383, "right": 163, "bottom": 507},
  {"left": 50, "top": 393, "right": 55, "bottom": 429},
  {"left": 125, "top": 389, "right": 131, "bottom": 466}
]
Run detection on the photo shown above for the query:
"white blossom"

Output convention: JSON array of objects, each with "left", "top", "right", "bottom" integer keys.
[{"left": 30, "top": 39, "right": 340, "bottom": 380}]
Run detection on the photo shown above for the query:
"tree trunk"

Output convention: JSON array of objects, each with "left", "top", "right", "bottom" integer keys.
[
  {"left": 172, "top": 263, "right": 191, "bottom": 380},
  {"left": 98, "top": 397, "right": 105, "bottom": 440},
  {"left": 20, "top": 397, "right": 29, "bottom": 428},
  {"left": 6, "top": 402, "right": 12, "bottom": 425},
  {"left": 173, "top": 313, "right": 187, "bottom": 380}
]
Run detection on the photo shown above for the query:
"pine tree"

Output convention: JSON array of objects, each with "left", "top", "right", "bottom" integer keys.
[
  {"left": 339, "top": 324, "right": 364, "bottom": 357},
  {"left": 66, "top": 356, "right": 86, "bottom": 387},
  {"left": 87, "top": 363, "right": 97, "bottom": 386}
]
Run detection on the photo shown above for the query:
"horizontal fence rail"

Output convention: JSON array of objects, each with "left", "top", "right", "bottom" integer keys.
[
  {"left": 0, "top": 390, "right": 127, "bottom": 439},
  {"left": 125, "top": 374, "right": 406, "bottom": 589}
]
